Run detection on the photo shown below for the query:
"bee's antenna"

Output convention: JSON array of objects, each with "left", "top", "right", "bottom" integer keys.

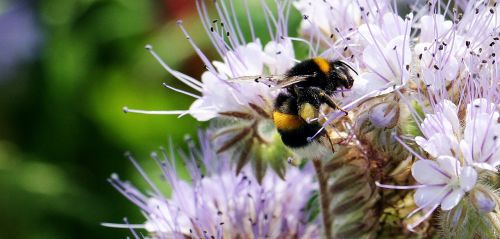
[{"left": 337, "top": 61, "right": 358, "bottom": 75}]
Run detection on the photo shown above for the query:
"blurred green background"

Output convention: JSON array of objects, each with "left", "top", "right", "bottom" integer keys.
[
  {"left": 0, "top": 0, "right": 202, "bottom": 238},
  {"left": 0, "top": 0, "right": 302, "bottom": 238}
]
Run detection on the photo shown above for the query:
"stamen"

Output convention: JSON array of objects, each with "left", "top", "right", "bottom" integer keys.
[
  {"left": 375, "top": 181, "right": 428, "bottom": 189},
  {"left": 162, "top": 83, "right": 201, "bottom": 99},
  {"left": 213, "top": 0, "right": 240, "bottom": 49},
  {"left": 259, "top": 0, "right": 277, "bottom": 42},
  {"left": 145, "top": 44, "right": 203, "bottom": 92},
  {"left": 123, "top": 107, "right": 186, "bottom": 115},
  {"left": 196, "top": 0, "right": 226, "bottom": 57},
  {"left": 227, "top": 0, "right": 246, "bottom": 44},
  {"left": 242, "top": 0, "right": 256, "bottom": 41},
  {"left": 407, "top": 204, "right": 439, "bottom": 232},
  {"left": 176, "top": 20, "right": 219, "bottom": 75},
  {"left": 392, "top": 133, "right": 428, "bottom": 161},
  {"left": 100, "top": 223, "right": 145, "bottom": 229}
]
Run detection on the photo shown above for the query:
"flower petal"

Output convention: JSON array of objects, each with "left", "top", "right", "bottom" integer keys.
[
  {"left": 459, "top": 140, "right": 473, "bottom": 165},
  {"left": 416, "top": 133, "right": 459, "bottom": 158},
  {"left": 411, "top": 160, "right": 450, "bottom": 185},
  {"left": 263, "top": 40, "right": 295, "bottom": 75},
  {"left": 438, "top": 100, "right": 460, "bottom": 134},
  {"left": 419, "top": 14, "right": 452, "bottom": 42},
  {"left": 441, "top": 189, "right": 464, "bottom": 211},
  {"left": 436, "top": 156, "right": 460, "bottom": 178},
  {"left": 459, "top": 166, "right": 477, "bottom": 192},
  {"left": 463, "top": 104, "right": 500, "bottom": 167},
  {"left": 414, "top": 185, "right": 446, "bottom": 208}
]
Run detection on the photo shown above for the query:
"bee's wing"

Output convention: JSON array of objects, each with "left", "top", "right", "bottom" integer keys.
[
  {"left": 228, "top": 74, "right": 312, "bottom": 89},
  {"left": 228, "top": 75, "right": 282, "bottom": 87},
  {"left": 274, "top": 74, "right": 313, "bottom": 88}
]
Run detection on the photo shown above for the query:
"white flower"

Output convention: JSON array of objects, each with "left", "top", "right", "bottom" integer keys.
[
  {"left": 406, "top": 156, "right": 477, "bottom": 230},
  {"left": 263, "top": 39, "right": 296, "bottom": 75},
  {"left": 460, "top": 99, "right": 500, "bottom": 171},
  {"left": 293, "top": 0, "right": 388, "bottom": 39},
  {"left": 415, "top": 99, "right": 461, "bottom": 158},
  {"left": 124, "top": 0, "right": 298, "bottom": 122},
  {"left": 377, "top": 155, "right": 479, "bottom": 231},
  {"left": 294, "top": 0, "right": 359, "bottom": 37},
  {"left": 418, "top": 14, "right": 453, "bottom": 43},
  {"left": 414, "top": 14, "right": 463, "bottom": 89},
  {"left": 189, "top": 40, "right": 273, "bottom": 121},
  {"left": 105, "top": 133, "right": 320, "bottom": 238},
  {"left": 412, "top": 156, "right": 477, "bottom": 211},
  {"left": 212, "top": 40, "right": 265, "bottom": 78},
  {"left": 189, "top": 37, "right": 298, "bottom": 121},
  {"left": 351, "top": 12, "right": 413, "bottom": 98},
  {"left": 415, "top": 98, "right": 500, "bottom": 171}
]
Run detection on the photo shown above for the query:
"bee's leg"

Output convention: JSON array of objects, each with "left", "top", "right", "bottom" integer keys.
[{"left": 318, "top": 90, "right": 348, "bottom": 115}]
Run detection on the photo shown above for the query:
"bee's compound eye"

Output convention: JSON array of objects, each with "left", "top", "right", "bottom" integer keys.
[{"left": 348, "top": 79, "right": 354, "bottom": 88}]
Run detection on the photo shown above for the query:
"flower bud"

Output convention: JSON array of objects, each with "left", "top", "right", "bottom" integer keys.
[
  {"left": 470, "top": 188, "right": 496, "bottom": 213},
  {"left": 368, "top": 102, "right": 400, "bottom": 129}
]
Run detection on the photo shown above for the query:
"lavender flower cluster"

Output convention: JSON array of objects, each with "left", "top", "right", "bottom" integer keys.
[{"left": 108, "top": 0, "right": 499, "bottom": 238}]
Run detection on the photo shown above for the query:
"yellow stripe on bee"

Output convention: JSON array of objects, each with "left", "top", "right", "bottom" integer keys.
[
  {"left": 273, "top": 111, "right": 304, "bottom": 130},
  {"left": 313, "top": 57, "right": 330, "bottom": 74}
]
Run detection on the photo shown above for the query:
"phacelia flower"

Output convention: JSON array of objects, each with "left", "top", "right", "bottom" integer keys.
[
  {"left": 377, "top": 156, "right": 478, "bottom": 230},
  {"left": 103, "top": 132, "right": 320, "bottom": 238},
  {"left": 115, "top": 0, "right": 500, "bottom": 237},
  {"left": 409, "top": 156, "right": 477, "bottom": 228},
  {"left": 123, "top": 0, "right": 302, "bottom": 178},
  {"left": 415, "top": 98, "right": 500, "bottom": 171}
]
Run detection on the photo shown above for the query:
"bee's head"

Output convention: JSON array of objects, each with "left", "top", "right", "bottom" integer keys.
[
  {"left": 334, "top": 61, "right": 357, "bottom": 89},
  {"left": 342, "top": 76, "right": 354, "bottom": 89}
]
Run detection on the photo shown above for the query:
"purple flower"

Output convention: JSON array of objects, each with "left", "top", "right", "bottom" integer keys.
[
  {"left": 409, "top": 156, "right": 477, "bottom": 229},
  {"left": 460, "top": 99, "right": 500, "bottom": 171},
  {"left": 124, "top": 0, "right": 295, "bottom": 122},
  {"left": 103, "top": 132, "right": 320, "bottom": 238},
  {"left": 378, "top": 156, "right": 478, "bottom": 231},
  {"left": 415, "top": 98, "right": 500, "bottom": 171},
  {"left": 0, "top": 2, "right": 41, "bottom": 80}
]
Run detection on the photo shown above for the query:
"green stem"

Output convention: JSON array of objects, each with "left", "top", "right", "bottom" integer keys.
[{"left": 313, "top": 159, "right": 332, "bottom": 238}]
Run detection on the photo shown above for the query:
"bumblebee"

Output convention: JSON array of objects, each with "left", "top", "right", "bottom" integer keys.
[
  {"left": 268, "top": 57, "right": 356, "bottom": 154},
  {"left": 230, "top": 57, "right": 356, "bottom": 155}
]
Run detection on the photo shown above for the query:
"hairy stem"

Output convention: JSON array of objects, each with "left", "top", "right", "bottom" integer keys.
[{"left": 313, "top": 159, "right": 332, "bottom": 238}]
